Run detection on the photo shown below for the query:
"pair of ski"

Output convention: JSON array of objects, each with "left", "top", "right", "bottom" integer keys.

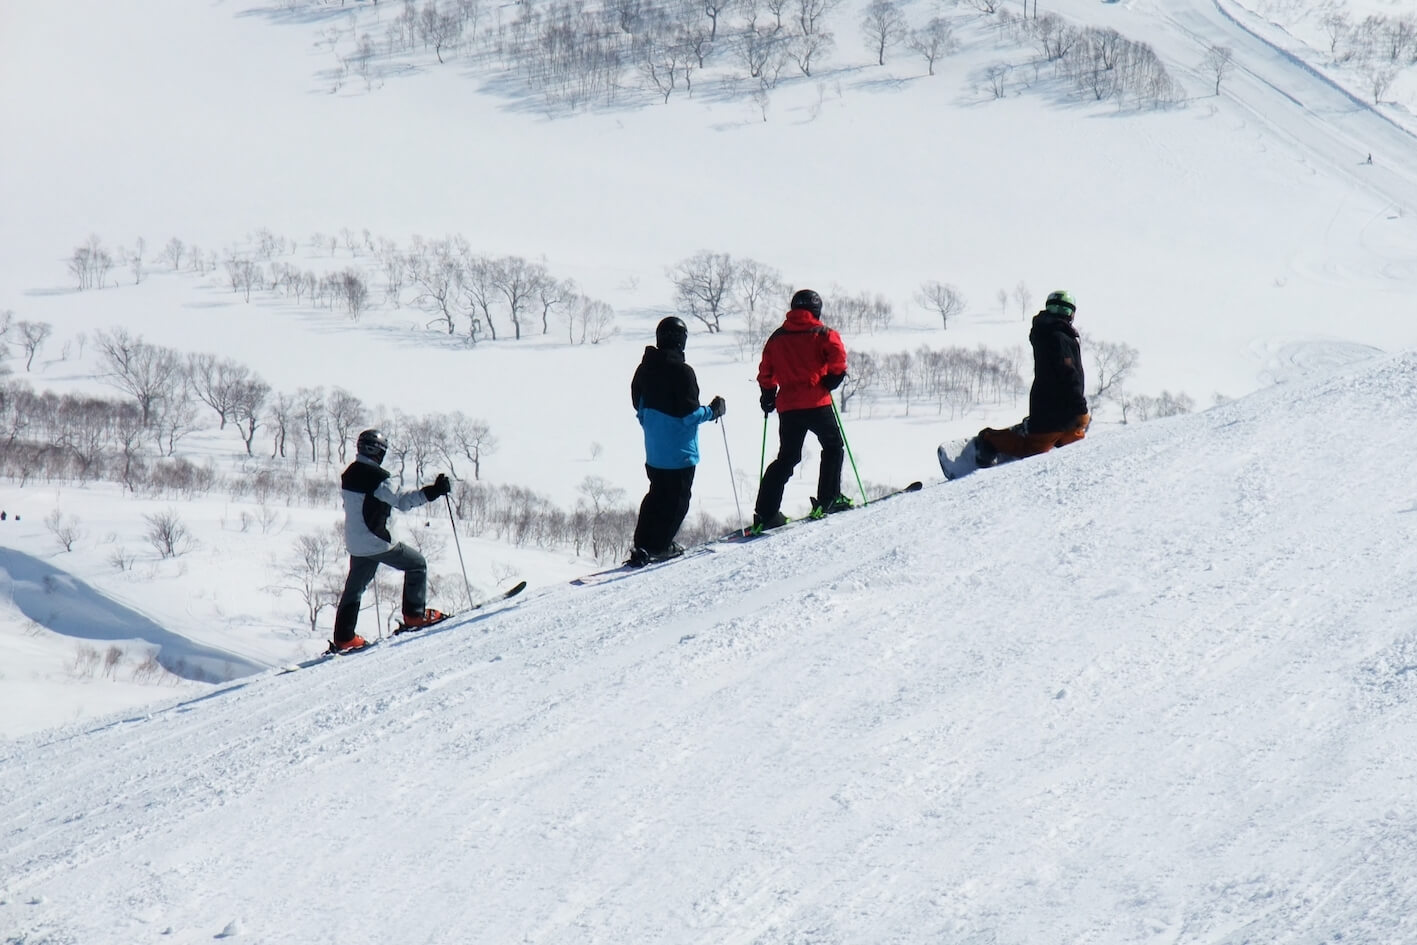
[
  {"left": 569, "top": 481, "right": 923, "bottom": 588},
  {"left": 278, "top": 580, "right": 528, "bottom": 674},
  {"left": 719, "top": 479, "right": 924, "bottom": 542}
]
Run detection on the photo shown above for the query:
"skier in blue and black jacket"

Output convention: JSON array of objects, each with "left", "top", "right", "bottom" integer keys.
[{"left": 627, "top": 316, "right": 725, "bottom": 567}]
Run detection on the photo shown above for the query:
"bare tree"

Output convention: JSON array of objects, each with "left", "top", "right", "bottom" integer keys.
[
  {"left": 95, "top": 328, "right": 184, "bottom": 427},
  {"left": 338, "top": 269, "right": 370, "bottom": 319},
  {"left": 762, "top": 0, "right": 789, "bottom": 31},
  {"left": 443, "top": 411, "right": 498, "bottom": 481},
  {"left": 420, "top": 1, "right": 463, "bottom": 63},
  {"left": 224, "top": 253, "right": 262, "bottom": 302},
  {"left": 984, "top": 62, "right": 1009, "bottom": 98},
  {"left": 144, "top": 509, "right": 194, "bottom": 559},
  {"left": 232, "top": 377, "right": 271, "bottom": 456},
  {"left": 790, "top": 29, "right": 834, "bottom": 76},
  {"left": 1320, "top": 12, "right": 1349, "bottom": 56},
  {"left": 113, "top": 404, "right": 146, "bottom": 492},
  {"left": 796, "top": 0, "right": 838, "bottom": 38},
  {"left": 837, "top": 350, "right": 877, "bottom": 412},
  {"left": 494, "top": 256, "right": 542, "bottom": 340},
  {"left": 577, "top": 475, "right": 627, "bottom": 561},
  {"left": 536, "top": 276, "right": 575, "bottom": 335},
  {"left": 670, "top": 251, "right": 737, "bottom": 332},
  {"left": 69, "top": 235, "right": 114, "bottom": 290},
  {"left": 906, "top": 17, "right": 955, "bottom": 75},
  {"left": 17, "top": 321, "right": 52, "bottom": 372},
  {"left": 327, "top": 388, "right": 365, "bottom": 462},
  {"left": 861, "top": 0, "right": 906, "bottom": 65},
  {"left": 1088, "top": 338, "right": 1139, "bottom": 405},
  {"left": 1203, "top": 44, "right": 1234, "bottom": 95},
  {"left": 45, "top": 508, "right": 84, "bottom": 552},
  {"left": 915, "top": 281, "right": 966, "bottom": 330},
  {"left": 296, "top": 388, "right": 327, "bottom": 463},
  {"left": 406, "top": 240, "right": 463, "bottom": 335},
  {"left": 460, "top": 253, "right": 501, "bottom": 342},
  {"left": 187, "top": 353, "right": 252, "bottom": 429},
  {"left": 151, "top": 392, "right": 200, "bottom": 457},
  {"left": 704, "top": 0, "right": 733, "bottom": 39},
  {"left": 1366, "top": 65, "right": 1396, "bottom": 104},
  {"left": 276, "top": 531, "right": 342, "bottom": 633},
  {"left": 1013, "top": 282, "right": 1032, "bottom": 320},
  {"left": 266, "top": 391, "right": 296, "bottom": 459},
  {"left": 126, "top": 238, "right": 146, "bottom": 285},
  {"left": 163, "top": 237, "right": 186, "bottom": 270},
  {"left": 641, "top": 34, "right": 689, "bottom": 102}
]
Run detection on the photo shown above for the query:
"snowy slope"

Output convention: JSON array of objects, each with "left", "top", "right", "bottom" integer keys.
[{"left": 5, "top": 351, "right": 1417, "bottom": 943}]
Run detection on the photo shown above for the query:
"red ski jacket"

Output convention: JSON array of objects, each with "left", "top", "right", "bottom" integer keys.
[{"left": 756, "top": 309, "right": 849, "bottom": 412}]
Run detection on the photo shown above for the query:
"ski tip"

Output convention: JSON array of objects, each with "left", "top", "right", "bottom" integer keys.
[
  {"left": 905, "top": 480, "right": 923, "bottom": 492},
  {"left": 506, "top": 580, "right": 528, "bottom": 597}
]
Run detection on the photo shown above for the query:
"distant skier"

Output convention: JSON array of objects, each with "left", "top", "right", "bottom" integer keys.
[
  {"left": 331, "top": 429, "right": 452, "bottom": 651},
  {"left": 627, "top": 316, "right": 725, "bottom": 568},
  {"left": 972, "top": 290, "right": 1090, "bottom": 468},
  {"left": 751, "top": 289, "right": 850, "bottom": 531},
  {"left": 1367, "top": 153, "right": 1374, "bottom": 165}
]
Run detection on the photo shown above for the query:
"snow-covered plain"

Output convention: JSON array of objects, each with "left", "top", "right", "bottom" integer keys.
[{"left": 4, "top": 0, "right": 1417, "bottom": 939}]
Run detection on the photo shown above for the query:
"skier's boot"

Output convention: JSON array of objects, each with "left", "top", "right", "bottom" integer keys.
[
  {"left": 809, "top": 494, "right": 854, "bottom": 519},
  {"left": 401, "top": 608, "right": 448, "bottom": 629},
  {"left": 973, "top": 435, "right": 999, "bottom": 469},
  {"left": 750, "top": 511, "right": 789, "bottom": 534},
  {"left": 646, "top": 542, "right": 685, "bottom": 564},
  {"left": 329, "top": 634, "right": 370, "bottom": 653},
  {"left": 625, "top": 547, "right": 652, "bottom": 568}
]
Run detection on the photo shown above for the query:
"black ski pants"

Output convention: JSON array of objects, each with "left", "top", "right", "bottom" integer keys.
[
  {"left": 632, "top": 464, "right": 696, "bottom": 553},
  {"left": 755, "top": 404, "right": 844, "bottom": 518},
  {"left": 332, "top": 542, "right": 427, "bottom": 643}
]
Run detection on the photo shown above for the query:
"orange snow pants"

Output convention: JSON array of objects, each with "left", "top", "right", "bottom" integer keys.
[{"left": 979, "top": 415, "right": 1090, "bottom": 459}]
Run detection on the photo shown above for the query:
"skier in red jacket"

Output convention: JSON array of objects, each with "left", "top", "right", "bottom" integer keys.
[{"left": 752, "top": 289, "right": 851, "bottom": 530}]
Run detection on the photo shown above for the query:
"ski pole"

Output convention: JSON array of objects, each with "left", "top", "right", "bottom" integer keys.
[
  {"left": 372, "top": 577, "right": 384, "bottom": 642},
  {"left": 445, "top": 493, "right": 476, "bottom": 611},
  {"left": 759, "top": 412, "right": 769, "bottom": 484},
  {"left": 719, "top": 416, "right": 743, "bottom": 523},
  {"left": 830, "top": 393, "right": 868, "bottom": 507}
]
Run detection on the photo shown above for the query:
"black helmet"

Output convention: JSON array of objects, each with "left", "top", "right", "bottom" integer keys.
[
  {"left": 790, "top": 289, "right": 823, "bottom": 317},
  {"left": 356, "top": 428, "right": 388, "bottom": 464},
  {"left": 655, "top": 316, "right": 688, "bottom": 352}
]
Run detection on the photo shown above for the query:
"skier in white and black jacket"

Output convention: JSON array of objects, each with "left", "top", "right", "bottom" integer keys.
[{"left": 331, "top": 429, "right": 452, "bottom": 651}]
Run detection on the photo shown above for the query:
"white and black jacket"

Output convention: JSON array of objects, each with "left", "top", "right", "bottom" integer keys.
[{"left": 340, "top": 455, "right": 437, "bottom": 557}]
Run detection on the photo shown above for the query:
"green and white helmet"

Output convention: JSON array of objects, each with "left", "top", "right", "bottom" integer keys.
[{"left": 1045, "top": 289, "right": 1076, "bottom": 315}]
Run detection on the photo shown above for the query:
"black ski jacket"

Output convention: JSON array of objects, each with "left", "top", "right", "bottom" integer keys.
[{"left": 1026, "top": 311, "right": 1089, "bottom": 433}]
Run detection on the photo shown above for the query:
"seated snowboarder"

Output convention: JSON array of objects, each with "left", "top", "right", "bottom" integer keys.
[
  {"left": 627, "top": 316, "right": 725, "bottom": 568},
  {"left": 973, "top": 289, "right": 1090, "bottom": 468},
  {"left": 331, "top": 428, "right": 452, "bottom": 651}
]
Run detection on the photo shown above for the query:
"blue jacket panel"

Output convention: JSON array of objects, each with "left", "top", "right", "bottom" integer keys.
[
  {"left": 632, "top": 344, "right": 713, "bottom": 470},
  {"left": 639, "top": 404, "right": 714, "bottom": 469}
]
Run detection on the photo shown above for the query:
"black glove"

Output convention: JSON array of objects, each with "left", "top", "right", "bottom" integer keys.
[
  {"left": 821, "top": 372, "right": 845, "bottom": 392},
  {"left": 424, "top": 473, "right": 452, "bottom": 500},
  {"left": 759, "top": 388, "right": 777, "bottom": 415},
  {"left": 708, "top": 396, "right": 726, "bottom": 420}
]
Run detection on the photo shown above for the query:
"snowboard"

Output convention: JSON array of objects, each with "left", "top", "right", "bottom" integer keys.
[{"left": 937, "top": 438, "right": 982, "bottom": 480}]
